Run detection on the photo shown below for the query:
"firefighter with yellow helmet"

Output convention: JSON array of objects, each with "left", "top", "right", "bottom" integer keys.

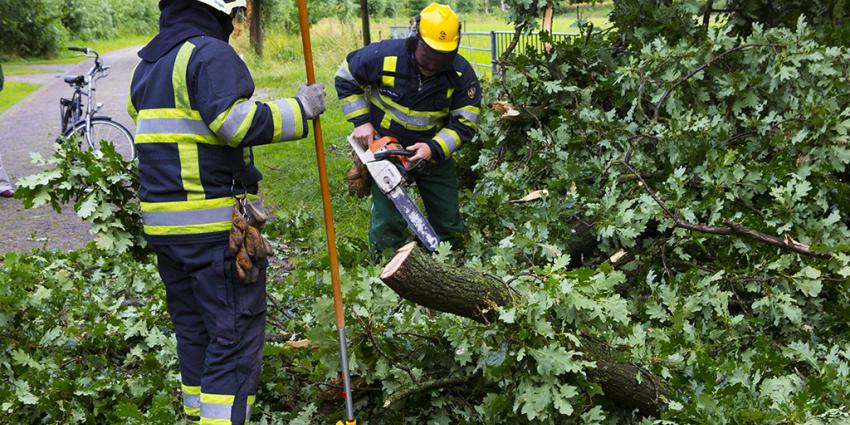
[{"left": 336, "top": 3, "right": 482, "bottom": 252}]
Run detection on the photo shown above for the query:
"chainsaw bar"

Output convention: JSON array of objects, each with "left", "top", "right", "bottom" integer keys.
[
  {"left": 349, "top": 134, "right": 440, "bottom": 252},
  {"left": 386, "top": 187, "right": 440, "bottom": 252}
]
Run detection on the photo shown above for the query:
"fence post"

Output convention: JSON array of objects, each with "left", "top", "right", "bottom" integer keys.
[{"left": 490, "top": 31, "right": 497, "bottom": 73}]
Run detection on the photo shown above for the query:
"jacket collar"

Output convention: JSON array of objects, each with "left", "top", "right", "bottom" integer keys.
[{"left": 138, "top": 0, "right": 233, "bottom": 62}]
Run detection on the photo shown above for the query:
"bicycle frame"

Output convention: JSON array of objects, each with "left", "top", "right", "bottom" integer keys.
[{"left": 60, "top": 47, "right": 110, "bottom": 150}]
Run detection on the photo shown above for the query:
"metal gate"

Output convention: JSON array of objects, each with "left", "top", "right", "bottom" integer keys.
[{"left": 385, "top": 26, "right": 579, "bottom": 74}]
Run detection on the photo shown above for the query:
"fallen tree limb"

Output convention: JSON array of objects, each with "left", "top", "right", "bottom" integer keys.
[
  {"left": 380, "top": 242, "right": 669, "bottom": 416},
  {"left": 619, "top": 154, "right": 831, "bottom": 258},
  {"left": 382, "top": 376, "right": 468, "bottom": 408}
]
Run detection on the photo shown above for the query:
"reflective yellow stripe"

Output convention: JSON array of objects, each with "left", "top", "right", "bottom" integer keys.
[
  {"left": 209, "top": 103, "right": 233, "bottom": 133},
  {"left": 382, "top": 56, "right": 397, "bottom": 87},
  {"left": 370, "top": 96, "right": 442, "bottom": 131},
  {"left": 381, "top": 114, "right": 393, "bottom": 130},
  {"left": 287, "top": 98, "right": 304, "bottom": 138},
  {"left": 247, "top": 395, "right": 256, "bottom": 405},
  {"left": 200, "top": 419, "right": 230, "bottom": 425},
  {"left": 434, "top": 127, "right": 462, "bottom": 157},
  {"left": 229, "top": 103, "right": 258, "bottom": 147},
  {"left": 454, "top": 105, "right": 481, "bottom": 114},
  {"left": 375, "top": 91, "right": 447, "bottom": 118},
  {"left": 433, "top": 135, "right": 451, "bottom": 157},
  {"left": 178, "top": 143, "right": 204, "bottom": 200},
  {"left": 173, "top": 42, "right": 195, "bottom": 109},
  {"left": 128, "top": 63, "right": 139, "bottom": 123},
  {"left": 201, "top": 393, "right": 236, "bottom": 404},
  {"left": 341, "top": 94, "right": 369, "bottom": 120},
  {"left": 138, "top": 108, "right": 203, "bottom": 120},
  {"left": 182, "top": 384, "right": 201, "bottom": 395},
  {"left": 185, "top": 407, "right": 201, "bottom": 416},
  {"left": 134, "top": 133, "right": 221, "bottom": 145},
  {"left": 140, "top": 195, "right": 255, "bottom": 212},
  {"left": 340, "top": 94, "right": 365, "bottom": 104},
  {"left": 345, "top": 108, "right": 369, "bottom": 120},
  {"left": 143, "top": 221, "right": 231, "bottom": 235},
  {"left": 268, "top": 101, "right": 282, "bottom": 142},
  {"left": 447, "top": 87, "right": 455, "bottom": 98},
  {"left": 458, "top": 117, "right": 479, "bottom": 131}
]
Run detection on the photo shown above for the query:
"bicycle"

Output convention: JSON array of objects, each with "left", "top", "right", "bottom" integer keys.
[{"left": 59, "top": 46, "right": 135, "bottom": 160}]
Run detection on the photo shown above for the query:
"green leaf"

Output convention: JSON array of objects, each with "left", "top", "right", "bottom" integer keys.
[{"left": 517, "top": 380, "right": 552, "bottom": 421}]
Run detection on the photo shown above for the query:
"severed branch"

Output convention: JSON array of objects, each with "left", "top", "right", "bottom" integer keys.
[
  {"left": 380, "top": 243, "right": 670, "bottom": 416},
  {"left": 495, "top": 22, "right": 527, "bottom": 76},
  {"left": 652, "top": 43, "right": 785, "bottom": 121},
  {"left": 382, "top": 376, "right": 469, "bottom": 408},
  {"left": 619, "top": 153, "right": 831, "bottom": 258}
]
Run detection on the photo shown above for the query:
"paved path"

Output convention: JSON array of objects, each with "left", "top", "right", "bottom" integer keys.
[{"left": 0, "top": 46, "right": 140, "bottom": 253}]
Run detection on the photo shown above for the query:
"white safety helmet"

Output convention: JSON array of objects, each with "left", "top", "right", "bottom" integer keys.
[{"left": 193, "top": 0, "right": 246, "bottom": 15}]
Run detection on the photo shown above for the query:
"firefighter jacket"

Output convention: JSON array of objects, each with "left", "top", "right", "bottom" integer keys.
[
  {"left": 335, "top": 38, "right": 482, "bottom": 161},
  {"left": 128, "top": 36, "right": 309, "bottom": 244}
]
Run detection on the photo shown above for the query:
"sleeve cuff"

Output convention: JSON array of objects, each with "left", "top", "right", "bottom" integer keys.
[
  {"left": 293, "top": 97, "right": 309, "bottom": 139},
  {"left": 349, "top": 114, "right": 371, "bottom": 127},
  {"left": 426, "top": 139, "right": 445, "bottom": 161}
]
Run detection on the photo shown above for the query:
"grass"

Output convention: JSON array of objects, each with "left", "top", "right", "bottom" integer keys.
[
  {"left": 6, "top": 33, "right": 153, "bottom": 66},
  {"left": 2, "top": 66, "right": 54, "bottom": 76},
  {"left": 0, "top": 81, "right": 42, "bottom": 114},
  {"left": 232, "top": 18, "right": 373, "bottom": 268},
  {"left": 230, "top": 8, "right": 612, "bottom": 266}
]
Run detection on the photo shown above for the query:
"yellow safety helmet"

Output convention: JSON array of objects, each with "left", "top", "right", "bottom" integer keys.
[{"left": 417, "top": 3, "right": 460, "bottom": 53}]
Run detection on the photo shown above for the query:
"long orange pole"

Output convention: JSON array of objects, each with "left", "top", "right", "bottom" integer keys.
[{"left": 295, "top": 1, "right": 355, "bottom": 423}]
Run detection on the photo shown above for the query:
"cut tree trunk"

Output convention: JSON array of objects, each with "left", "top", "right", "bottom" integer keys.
[
  {"left": 380, "top": 243, "right": 512, "bottom": 322},
  {"left": 380, "top": 242, "right": 669, "bottom": 416}
]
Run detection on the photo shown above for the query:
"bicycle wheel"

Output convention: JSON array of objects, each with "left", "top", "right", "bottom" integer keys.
[{"left": 66, "top": 118, "right": 135, "bottom": 160}]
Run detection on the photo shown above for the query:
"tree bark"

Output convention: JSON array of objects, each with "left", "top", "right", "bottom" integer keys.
[
  {"left": 249, "top": 0, "right": 264, "bottom": 57},
  {"left": 381, "top": 243, "right": 511, "bottom": 323},
  {"left": 380, "top": 242, "right": 669, "bottom": 417}
]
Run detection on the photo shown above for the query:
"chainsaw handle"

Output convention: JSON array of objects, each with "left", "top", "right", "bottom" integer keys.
[{"left": 373, "top": 149, "right": 414, "bottom": 161}]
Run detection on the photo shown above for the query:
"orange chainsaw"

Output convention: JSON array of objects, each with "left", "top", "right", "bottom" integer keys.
[{"left": 349, "top": 134, "right": 440, "bottom": 251}]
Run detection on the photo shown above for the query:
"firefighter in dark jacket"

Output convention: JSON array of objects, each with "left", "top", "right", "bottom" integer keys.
[
  {"left": 335, "top": 3, "right": 481, "bottom": 252},
  {"left": 127, "top": 0, "right": 325, "bottom": 423}
]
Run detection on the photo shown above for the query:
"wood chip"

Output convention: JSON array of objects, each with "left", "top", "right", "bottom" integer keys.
[
  {"left": 511, "top": 189, "right": 549, "bottom": 203},
  {"left": 491, "top": 100, "right": 521, "bottom": 118},
  {"left": 609, "top": 249, "right": 627, "bottom": 264},
  {"left": 285, "top": 339, "right": 312, "bottom": 349}
]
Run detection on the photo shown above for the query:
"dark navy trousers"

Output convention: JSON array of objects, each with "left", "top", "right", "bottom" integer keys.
[{"left": 152, "top": 241, "right": 267, "bottom": 425}]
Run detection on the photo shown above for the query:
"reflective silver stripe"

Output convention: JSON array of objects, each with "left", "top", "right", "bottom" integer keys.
[
  {"left": 141, "top": 201, "right": 261, "bottom": 226},
  {"left": 182, "top": 393, "right": 200, "bottom": 409},
  {"left": 369, "top": 92, "right": 444, "bottom": 128},
  {"left": 451, "top": 109, "right": 479, "bottom": 124},
  {"left": 341, "top": 97, "right": 368, "bottom": 115},
  {"left": 246, "top": 404, "right": 253, "bottom": 418},
  {"left": 137, "top": 118, "right": 213, "bottom": 135},
  {"left": 200, "top": 403, "right": 232, "bottom": 420},
  {"left": 274, "top": 99, "right": 297, "bottom": 141},
  {"left": 216, "top": 101, "right": 257, "bottom": 142},
  {"left": 436, "top": 129, "right": 459, "bottom": 152},
  {"left": 336, "top": 61, "right": 354, "bottom": 81}
]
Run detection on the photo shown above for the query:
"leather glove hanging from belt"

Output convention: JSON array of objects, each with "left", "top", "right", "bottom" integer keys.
[
  {"left": 229, "top": 200, "right": 273, "bottom": 284},
  {"left": 346, "top": 150, "right": 371, "bottom": 197}
]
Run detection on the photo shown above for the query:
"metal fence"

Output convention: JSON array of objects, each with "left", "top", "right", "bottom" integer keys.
[{"left": 383, "top": 26, "right": 579, "bottom": 73}]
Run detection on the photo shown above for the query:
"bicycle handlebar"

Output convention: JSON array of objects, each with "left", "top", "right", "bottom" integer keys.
[{"left": 68, "top": 46, "right": 88, "bottom": 53}]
